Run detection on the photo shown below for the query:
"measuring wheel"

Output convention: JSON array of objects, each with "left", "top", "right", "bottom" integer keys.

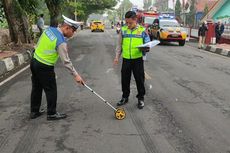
[{"left": 115, "top": 108, "right": 126, "bottom": 120}]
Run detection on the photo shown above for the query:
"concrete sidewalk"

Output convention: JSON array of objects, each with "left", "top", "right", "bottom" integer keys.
[
  {"left": 0, "top": 49, "right": 32, "bottom": 78},
  {"left": 205, "top": 43, "right": 230, "bottom": 57},
  {"left": 187, "top": 37, "right": 230, "bottom": 57}
]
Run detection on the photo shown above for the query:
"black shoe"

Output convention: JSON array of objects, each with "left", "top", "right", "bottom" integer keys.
[
  {"left": 47, "top": 112, "right": 67, "bottom": 120},
  {"left": 117, "top": 98, "right": 128, "bottom": 106},
  {"left": 30, "top": 111, "right": 44, "bottom": 119},
  {"left": 137, "top": 100, "right": 144, "bottom": 109}
]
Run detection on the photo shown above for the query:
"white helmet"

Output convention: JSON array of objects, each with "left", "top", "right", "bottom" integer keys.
[{"left": 62, "top": 15, "right": 80, "bottom": 29}]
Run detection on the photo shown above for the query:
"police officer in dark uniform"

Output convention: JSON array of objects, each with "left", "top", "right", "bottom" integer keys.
[
  {"left": 30, "top": 15, "right": 84, "bottom": 120},
  {"left": 113, "top": 11, "right": 150, "bottom": 109}
]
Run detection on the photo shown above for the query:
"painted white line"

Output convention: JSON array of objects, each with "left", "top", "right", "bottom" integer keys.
[
  {"left": 0, "top": 65, "right": 30, "bottom": 87},
  {"left": 106, "top": 68, "right": 114, "bottom": 73},
  {"left": 144, "top": 71, "right": 152, "bottom": 80},
  {"left": 149, "top": 84, "right": 152, "bottom": 89},
  {"left": 75, "top": 54, "right": 85, "bottom": 62}
]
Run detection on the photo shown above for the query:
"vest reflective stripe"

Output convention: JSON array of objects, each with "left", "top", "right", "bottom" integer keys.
[
  {"left": 43, "top": 50, "right": 57, "bottom": 54},
  {"left": 122, "top": 26, "right": 145, "bottom": 59},
  {"left": 34, "top": 28, "right": 59, "bottom": 66},
  {"left": 123, "top": 34, "right": 142, "bottom": 38},
  {"left": 34, "top": 52, "right": 54, "bottom": 66}
]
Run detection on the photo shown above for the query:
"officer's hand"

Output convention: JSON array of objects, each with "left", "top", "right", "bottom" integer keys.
[
  {"left": 139, "top": 47, "right": 150, "bottom": 52},
  {"left": 113, "top": 57, "right": 119, "bottom": 65},
  {"left": 75, "top": 74, "right": 84, "bottom": 85}
]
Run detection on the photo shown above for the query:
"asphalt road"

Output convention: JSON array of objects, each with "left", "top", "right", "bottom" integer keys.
[{"left": 0, "top": 29, "right": 230, "bottom": 153}]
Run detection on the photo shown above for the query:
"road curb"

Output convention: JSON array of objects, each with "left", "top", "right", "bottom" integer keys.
[
  {"left": 205, "top": 45, "right": 230, "bottom": 57},
  {"left": 0, "top": 50, "right": 32, "bottom": 77}
]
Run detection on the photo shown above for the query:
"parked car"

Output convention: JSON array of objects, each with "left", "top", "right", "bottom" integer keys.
[
  {"left": 150, "top": 17, "right": 187, "bottom": 46},
  {"left": 90, "top": 21, "right": 104, "bottom": 32}
]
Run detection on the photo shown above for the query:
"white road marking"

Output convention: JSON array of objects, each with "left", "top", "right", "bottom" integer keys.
[
  {"left": 106, "top": 68, "right": 114, "bottom": 73},
  {"left": 75, "top": 54, "right": 85, "bottom": 62},
  {"left": 0, "top": 65, "right": 30, "bottom": 87},
  {"left": 149, "top": 84, "right": 152, "bottom": 89},
  {"left": 144, "top": 71, "right": 152, "bottom": 80}
]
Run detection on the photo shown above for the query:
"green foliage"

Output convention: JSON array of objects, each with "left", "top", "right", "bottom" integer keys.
[
  {"left": 144, "top": 0, "right": 152, "bottom": 10},
  {"left": 68, "top": 1, "right": 86, "bottom": 19},
  {"left": 45, "top": 0, "right": 66, "bottom": 26},
  {"left": 0, "top": 1, "right": 7, "bottom": 27},
  {"left": 187, "top": 0, "right": 196, "bottom": 26},
  {"left": 107, "top": 9, "right": 118, "bottom": 23},
  {"left": 175, "top": 0, "right": 181, "bottom": 20},
  {"left": 117, "top": 0, "right": 132, "bottom": 20},
  {"left": 0, "top": 21, "right": 8, "bottom": 28},
  {"left": 203, "top": 3, "right": 209, "bottom": 17},
  {"left": 18, "top": 0, "right": 40, "bottom": 15},
  {"left": 66, "top": 0, "right": 117, "bottom": 21}
]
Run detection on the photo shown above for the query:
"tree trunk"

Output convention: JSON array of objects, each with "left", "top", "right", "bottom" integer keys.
[
  {"left": 45, "top": 0, "right": 62, "bottom": 27},
  {"left": 2, "top": 0, "right": 31, "bottom": 44}
]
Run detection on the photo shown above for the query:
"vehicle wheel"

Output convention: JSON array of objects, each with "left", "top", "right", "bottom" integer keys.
[
  {"left": 157, "top": 34, "right": 162, "bottom": 44},
  {"left": 179, "top": 40, "right": 185, "bottom": 46}
]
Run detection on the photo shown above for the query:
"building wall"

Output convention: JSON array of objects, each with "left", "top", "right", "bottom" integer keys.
[{"left": 213, "top": 0, "right": 230, "bottom": 24}]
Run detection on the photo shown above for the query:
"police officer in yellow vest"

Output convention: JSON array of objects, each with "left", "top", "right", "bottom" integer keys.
[
  {"left": 30, "top": 15, "right": 84, "bottom": 120},
  {"left": 113, "top": 11, "right": 150, "bottom": 109}
]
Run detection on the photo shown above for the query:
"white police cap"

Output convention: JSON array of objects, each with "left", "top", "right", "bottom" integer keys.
[{"left": 62, "top": 15, "right": 80, "bottom": 29}]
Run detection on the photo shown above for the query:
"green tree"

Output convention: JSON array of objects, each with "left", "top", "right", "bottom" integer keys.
[
  {"left": 175, "top": 0, "right": 181, "bottom": 20},
  {"left": 0, "top": 1, "right": 4, "bottom": 23},
  {"left": 0, "top": 1, "right": 7, "bottom": 28},
  {"left": 117, "top": 0, "right": 132, "bottom": 20},
  {"left": 107, "top": 9, "right": 117, "bottom": 23},
  {"left": 45, "top": 0, "right": 64, "bottom": 27},
  {"left": 187, "top": 0, "right": 196, "bottom": 26},
  {"left": 144, "top": 0, "right": 152, "bottom": 10},
  {"left": 203, "top": 3, "right": 209, "bottom": 17},
  {"left": 67, "top": 0, "right": 117, "bottom": 22},
  {"left": 2, "top": 0, "right": 36, "bottom": 44}
]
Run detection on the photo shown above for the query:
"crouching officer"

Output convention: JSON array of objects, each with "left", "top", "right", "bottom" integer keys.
[
  {"left": 113, "top": 11, "right": 150, "bottom": 109},
  {"left": 30, "top": 15, "right": 84, "bottom": 120}
]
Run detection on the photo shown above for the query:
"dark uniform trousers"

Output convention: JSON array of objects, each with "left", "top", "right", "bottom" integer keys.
[
  {"left": 121, "top": 57, "right": 145, "bottom": 100},
  {"left": 30, "top": 58, "right": 57, "bottom": 115}
]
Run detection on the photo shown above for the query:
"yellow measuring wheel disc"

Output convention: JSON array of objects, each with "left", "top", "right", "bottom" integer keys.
[{"left": 115, "top": 108, "right": 126, "bottom": 120}]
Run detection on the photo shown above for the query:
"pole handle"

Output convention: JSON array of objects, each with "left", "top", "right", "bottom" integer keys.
[{"left": 82, "top": 83, "right": 117, "bottom": 111}]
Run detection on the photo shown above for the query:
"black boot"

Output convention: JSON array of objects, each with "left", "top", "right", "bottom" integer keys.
[
  {"left": 47, "top": 112, "right": 67, "bottom": 120},
  {"left": 137, "top": 100, "right": 144, "bottom": 109},
  {"left": 30, "top": 109, "right": 45, "bottom": 119},
  {"left": 117, "top": 98, "right": 128, "bottom": 106}
]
